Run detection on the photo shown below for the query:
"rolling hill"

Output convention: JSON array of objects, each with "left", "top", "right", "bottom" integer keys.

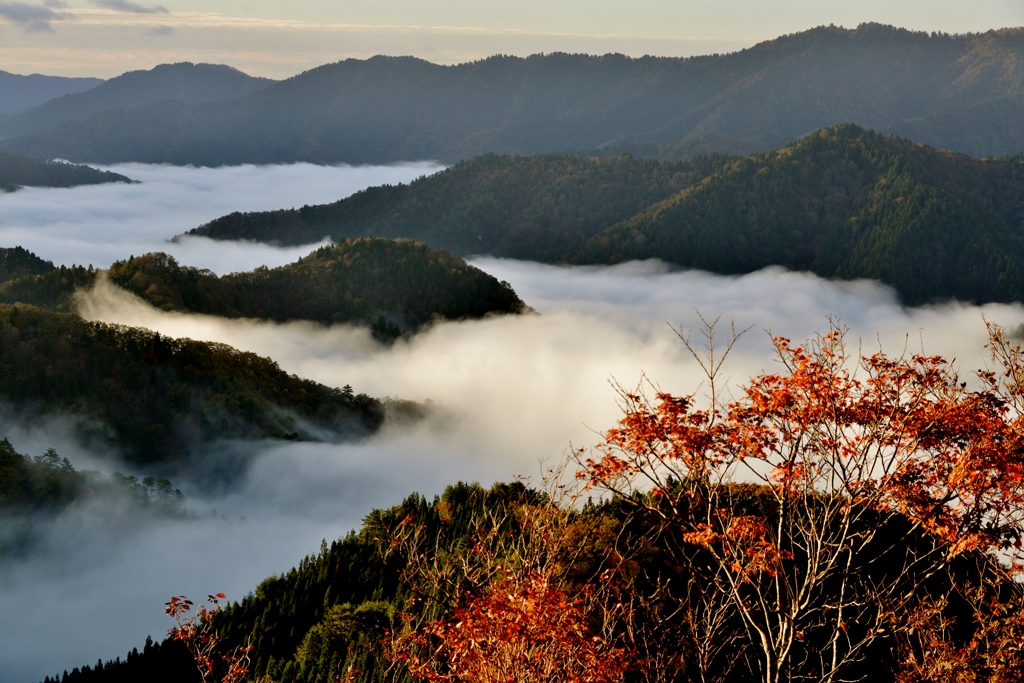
[
  {"left": 2, "top": 24, "right": 1023, "bottom": 165},
  {"left": 0, "top": 304, "right": 384, "bottom": 464},
  {"left": 0, "top": 240, "right": 527, "bottom": 340},
  {"left": 0, "top": 152, "right": 132, "bottom": 192},
  {"left": 0, "top": 63, "right": 273, "bottom": 139},
  {"left": 0, "top": 71, "right": 103, "bottom": 115},
  {"left": 184, "top": 125, "right": 1024, "bottom": 306}
]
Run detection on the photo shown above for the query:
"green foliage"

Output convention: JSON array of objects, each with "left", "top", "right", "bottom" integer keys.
[
  {"left": 0, "top": 303, "right": 383, "bottom": 463},
  {"left": 107, "top": 239, "right": 526, "bottom": 335},
  {"left": 0, "top": 247, "right": 56, "bottom": 285},
  {"left": 0, "top": 264, "right": 96, "bottom": 311},
  {"left": 0, "top": 152, "right": 131, "bottom": 191},
  {"left": 0, "top": 436, "right": 188, "bottom": 515},
  {"left": 5, "top": 24, "right": 1024, "bottom": 164},
  {"left": 575, "top": 124, "right": 1024, "bottom": 305},
  {"left": 186, "top": 126, "right": 1024, "bottom": 305},
  {"left": 188, "top": 153, "right": 730, "bottom": 260}
]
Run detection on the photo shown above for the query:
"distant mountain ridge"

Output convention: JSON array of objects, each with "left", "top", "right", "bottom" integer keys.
[
  {"left": 0, "top": 62, "right": 274, "bottom": 139},
  {"left": 0, "top": 71, "right": 103, "bottom": 115},
  {"left": 186, "top": 125, "right": 1024, "bottom": 306},
  {"left": 2, "top": 24, "right": 1024, "bottom": 165}
]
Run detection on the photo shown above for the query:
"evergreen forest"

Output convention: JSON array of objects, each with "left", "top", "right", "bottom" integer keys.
[
  {"left": 0, "top": 152, "right": 132, "bottom": 192},
  {"left": 187, "top": 125, "right": 1024, "bottom": 306}
]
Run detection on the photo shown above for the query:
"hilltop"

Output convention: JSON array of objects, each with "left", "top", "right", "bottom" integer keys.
[
  {"left": 0, "top": 152, "right": 132, "bottom": 192},
  {"left": 3, "top": 24, "right": 1024, "bottom": 164},
  {"left": 0, "top": 63, "right": 273, "bottom": 139},
  {"left": 0, "top": 239, "right": 527, "bottom": 339},
  {"left": 185, "top": 153, "right": 732, "bottom": 260},
  {"left": 185, "top": 126, "right": 1024, "bottom": 306}
]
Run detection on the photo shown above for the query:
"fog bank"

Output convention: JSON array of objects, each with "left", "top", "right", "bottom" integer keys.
[{"left": 0, "top": 161, "right": 441, "bottom": 273}]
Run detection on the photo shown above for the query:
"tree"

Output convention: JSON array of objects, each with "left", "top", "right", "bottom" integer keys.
[
  {"left": 577, "top": 317, "right": 1024, "bottom": 683},
  {"left": 165, "top": 594, "right": 257, "bottom": 683},
  {"left": 380, "top": 473, "right": 633, "bottom": 683}
]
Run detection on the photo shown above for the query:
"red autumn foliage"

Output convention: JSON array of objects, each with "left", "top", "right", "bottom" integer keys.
[
  {"left": 577, "top": 317, "right": 1024, "bottom": 683},
  {"left": 165, "top": 593, "right": 254, "bottom": 683},
  {"left": 389, "top": 572, "right": 629, "bottom": 683}
]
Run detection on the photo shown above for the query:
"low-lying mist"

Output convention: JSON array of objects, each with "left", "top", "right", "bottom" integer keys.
[
  {"left": 5, "top": 259, "right": 1024, "bottom": 679},
  {"left": 0, "top": 161, "right": 442, "bottom": 273}
]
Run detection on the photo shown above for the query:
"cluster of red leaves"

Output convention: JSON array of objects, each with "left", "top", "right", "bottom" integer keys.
[
  {"left": 389, "top": 573, "right": 629, "bottom": 683},
  {"left": 166, "top": 594, "right": 253, "bottom": 683},
  {"left": 581, "top": 326, "right": 1024, "bottom": 573}
]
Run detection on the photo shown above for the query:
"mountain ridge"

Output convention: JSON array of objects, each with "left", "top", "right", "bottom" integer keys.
[{"left": 4, "top": 24, "right": 1024, "bottom": 164}]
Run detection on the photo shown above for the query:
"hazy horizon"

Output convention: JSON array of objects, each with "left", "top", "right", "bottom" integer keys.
[{"left": 0, "top": 1, "right": 1021, "bottom": 79}]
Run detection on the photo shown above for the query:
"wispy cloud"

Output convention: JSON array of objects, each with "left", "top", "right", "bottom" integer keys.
[
  {"left": 90, "top": 0, "right": 167, "bottom": 14},
  {"left": 146, "top": 23, "right": 173, "bottom": 35},
  {"left": 0, "top": 1, "right": 72, "bottom": 33}
]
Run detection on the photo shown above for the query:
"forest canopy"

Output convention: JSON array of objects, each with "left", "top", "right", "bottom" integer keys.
[
  {"left": 0, "top": 152, "right": 132, "bottom": 192},
  {"left": 0, "top": 239, "right": 526, "bottom": 340},
  {"left": 187, "top": 126, "right": 1024, "bottom": 306},
  {"left": 0, "top": 304, "right": 384, "bottom": 464}
]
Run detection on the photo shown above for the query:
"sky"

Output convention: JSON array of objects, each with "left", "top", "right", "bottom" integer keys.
[{"left": 0, "top": 0, "right": 1021, "bottom": 79}]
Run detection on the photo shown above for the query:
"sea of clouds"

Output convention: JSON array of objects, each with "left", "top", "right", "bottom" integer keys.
[{"left": 1, "top": 163, "right": 1023, "bottom": 683}]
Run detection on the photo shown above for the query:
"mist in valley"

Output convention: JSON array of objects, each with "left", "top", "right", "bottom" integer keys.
[
  {"left": 2, "top": 163, "right": 1024, "bottom": 683},
  {"left": 0, "top": 161, "right": 441, "bottom": 273}
]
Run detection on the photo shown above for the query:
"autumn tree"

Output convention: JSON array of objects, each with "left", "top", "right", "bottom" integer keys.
[
  {"left": 578, "top": 317, "right": 1024, "bottom": 683},
  {"left": 380, "top": 472, "right": 633, "bottom": 683},
  {"left": 165, "top": 594, "right": 257, "bottom": 683}
]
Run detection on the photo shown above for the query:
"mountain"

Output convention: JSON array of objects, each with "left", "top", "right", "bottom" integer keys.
[
  {"left": 184, "top": 153, "right": 732, "bottom": 261},
  {"left": 0, "top": 71, "right": 103, "bottom": 115},
  {"left": 0, "top": 303, "right": 383, "bottom": 464},
  {"left": 3, "top": 24, "right": 1024, "bottom": 165},
  {"left": 185, "top": 126, "right": 1024, "bottom": 306},
  {"left": 572, "top": 125, "right": 1024, "bottom": 305},
  {"left": 0, "top": 152, "right": 132, "bottom": 192},
  {"left": 0, "top": 239, "right": 527, "bottom": 340},
  {"left": 0, "top": 63, "right": 274, "bottom": 139}
]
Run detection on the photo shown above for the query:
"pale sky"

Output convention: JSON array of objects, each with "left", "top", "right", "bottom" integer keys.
[{"left": 0, "top": 0, "right": 1021, "bottom": 79}]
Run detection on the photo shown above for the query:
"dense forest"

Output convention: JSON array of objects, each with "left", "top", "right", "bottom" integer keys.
[
  {"left": 4, "top": 24, "right": 1024, "bottom": 165},
  {"left": 0, "top": 304, "right": 383, "bottom": 464},
  {"left": 186, "top": 154, "right": 733, "bottom": 260},
  {"left": 0, "top": 239, "right": 526, "bottom": 338},
  {"left": 0, "top": 152, "right": 132, "bottom": 192},
  {"left": 0, "top": 247, "right": 57, "bottom": 285},
  {"left": 0, "top": 63, "right": 273, "bottom": 139},
  {"left": 187, "top": 125, "right": 1024, "bottom": 305},
  {"left": 573, "top": 125, "right": 1024, "bottom": 305}
]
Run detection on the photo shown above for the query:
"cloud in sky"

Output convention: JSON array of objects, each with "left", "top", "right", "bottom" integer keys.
[
  {"left": 91, "top": 0, "right": 168, "bottom": 14},
  {"left": 0, "top": 1, "right": 72, "bottom": 33},
  {"left": 146, "top": 23, "right": 174, "bottom": 35}
]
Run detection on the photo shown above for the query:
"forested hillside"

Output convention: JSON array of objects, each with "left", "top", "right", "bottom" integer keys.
[
  {"left": 189, "top": 126, "right": 1024, "bottom": 305},
  {"left": 186, "top": 154, "right": 730, "bottom": 259},
  {"left": 0, "top": 152, "right": 132, "bottom": 192},
  {"left": 5, "top": 24, "right": 1024, "bottom": 165},
  {"left": 0, "top": 239, "right": 526, "bottom": 339},
  {"left": 0, "top": 304, "right": 383, "bottom": 463},
  {"left": 574, "top": 125, "right": 1024, "bottom": 305},
  {"left": 0, "top": 247, "right": 56, "bottom": 285},
  {"left": 0, "top": 70, "right": 102, "bottom": 115},
  {"left": 0, "top": 63, "right": 273, "bottom": 139}
]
